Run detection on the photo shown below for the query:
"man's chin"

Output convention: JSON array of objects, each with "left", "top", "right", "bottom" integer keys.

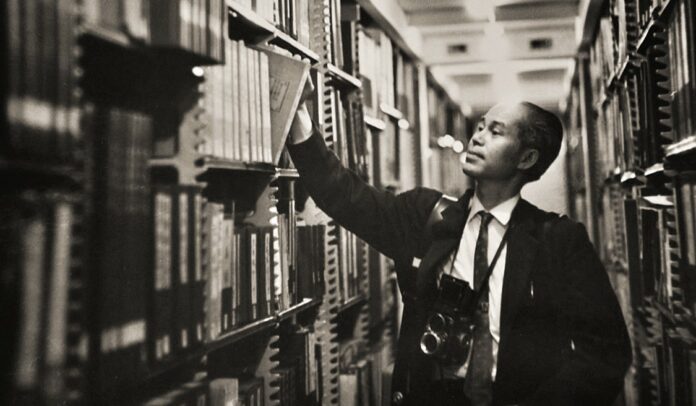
[{"left": 461, "top": 164, "right": 479, "bottom": 178}]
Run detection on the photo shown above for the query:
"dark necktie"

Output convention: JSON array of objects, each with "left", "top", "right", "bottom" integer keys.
[{"left": 464, "top": 211, "right": 495, "bottom": 405}]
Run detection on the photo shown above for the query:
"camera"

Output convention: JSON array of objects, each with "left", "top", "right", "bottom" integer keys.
[{"left": 419, "top": 274, "right": 477, "bottom": 366}]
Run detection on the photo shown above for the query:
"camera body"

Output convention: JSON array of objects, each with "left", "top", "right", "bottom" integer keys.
[{"left": 419, "top": 274, "right": 477, "bottom": 366}]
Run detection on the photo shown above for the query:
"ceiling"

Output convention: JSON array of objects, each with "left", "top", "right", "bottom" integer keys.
[{"left": 396, "top": 0, "right": 580, "bottom": 116}]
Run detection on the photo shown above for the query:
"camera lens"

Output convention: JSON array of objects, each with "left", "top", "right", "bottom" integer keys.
[
  {"left": 420, "top": 332, "right": 443, "bottom": 355},
  {"left": 427, "top": 313, "right": 448, "bottom": 333}
]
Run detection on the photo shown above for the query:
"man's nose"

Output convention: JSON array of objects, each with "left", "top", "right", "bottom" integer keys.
[{"left": 471, "top": 131, "right": 484, "bottom": 146}]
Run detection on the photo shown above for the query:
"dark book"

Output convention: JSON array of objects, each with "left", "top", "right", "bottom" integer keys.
[
  {"left": 92, "top": 109, "right": 150, "bottom": 396},
  {"left": 237, "top": 226, "right": 251, "bottom": 324}
]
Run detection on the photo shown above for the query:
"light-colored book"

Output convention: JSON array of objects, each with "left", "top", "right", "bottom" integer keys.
[{"left": 260, "top": 49, "right": 311, "bottom": 165}]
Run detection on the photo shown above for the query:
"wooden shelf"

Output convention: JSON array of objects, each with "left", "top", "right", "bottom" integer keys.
[
  {"left": 228, "top": 1, "right": 276, "bottom": 40},
  {"left": 379, "top": 104, "right": 404, "bottom": 121},
  {"left": 276, "top": 168, "right": 300, "bottom": 179},
  {"left": 641, "top": 194, "right": 673, "bottom": 207},
  {"left": 326, "top": 63, "right": 362, "bottom": 90},
  {"left": 645, "top": 163, "right": 665, "bottom": 177},
  {"left": 198, "top": 156, "right": 276, "bottom": 174},
  {"left": 364, "top": 115, "right": 387, "bottom": 131},
  {"left": 620, "top": 170, "right": 645, "bottom": 187},
  {"left": 81, "top": 23, "right": 134, "bottom": 48},
  {"left": 228, "top": 2, "right": 320, "bottom": 64},
  {"left": 0, "top": 158, "right": 82, "bottom": 185},
  {"left": 607, "top": 57, "right": 633, "bottom": 90},
  {"left": 338, "top": 293, "right": 367, "bottom": 314},
  {"left": 271, "top": 30, "right": 320, "bottom": 64},
  {"left": 142, "top": 298, "right": 321, "bottom": 385},
  {"left": 277, "top": 298, "right": 321, "bottom": 321},
  {"left": 636, "top": 0, "right": 676, "bottom": 54},
  {"left": 665, "top": 135, "right": 696, "bottom": 158}
]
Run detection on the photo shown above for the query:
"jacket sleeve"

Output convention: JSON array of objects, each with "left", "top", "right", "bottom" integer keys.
[
  {"left": 523, "top": 221, "right": 632, "bottom": 406},
  {"left": 287, "top": 131, "right": 441, "bottom": 264}
]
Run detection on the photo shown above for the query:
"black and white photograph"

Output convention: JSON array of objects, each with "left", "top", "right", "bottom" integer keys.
[{"left": 2, "top": 0, "right": 695, "bottom": 405}]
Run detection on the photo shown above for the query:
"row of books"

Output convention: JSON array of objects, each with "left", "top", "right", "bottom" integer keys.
[
  {"left": 674, "top": 175, "right": 696, "bottom": 317},
  {"left": 152, "top": 192, "right": 328, "bottom": 360},
  {"left": 333, "top": 90, "right": 369, "bottom": 177},
  {"left": 637, "top": 0, "right": 674, "bottom": 29},
  {"left": 84, "top": 0, "right": 226, "bottom": 62},
  {"left": 144, "top": 327, "right": 323, "bottom": 405},
  {"left": 151, "top": 185, "right": 206, "bottom": 365},
  {"left": 277, "top": 328, "right": 320, "bottom": 405},
  {"left": 233, "top": 0, "right": 312, "bottom": 49},
  {"left": 676, "top": 175, "right": 696, "bottom": 270},
  {"left": 358, "top": 27, "right": 395, "bottom": 118},
  {"left": 395, "top": 52, "right": 420, "bottom": 128},
  {"left": 143, "top": 376, "right": 264, "bottom": 406},
  {"left": 4, "top": 0, "right": 81, "bottom": 164},
  {"left": 295, "top": 225, "right": 328, "bottom": 302},
  {"left": 630, "top": 293, "right": 696, "bottom": 406},
  {"left": 3, "top": 192, "right": 75, "bottom": 404},
  {"left": 664, "top": 0, "right": 695, "bottom": 143},
  {"left": 588, "top": 0, "right": 695, "bottom": 172},
  {"left": 368, "top": 249, "right": 399, "bottom": 325},
  {"left": 83, "top": 105, "right": 324, "bottom": 397},
  {"left": 578, "top": 5, "right": 696, "bottom": 405},
  {"left": 594, "top": 90, "right": 630, "bottom": 178},
  {"left": 200, "top": 41, "right": 272, "bottom": 163},
  {"left": 588, "top": 16, "right": 616, "bottom": 106},
  {"left": 199, "top": 40, "right": 311, "bottom": 166},
  {"left": 337, "top": 228, "right": 367, "bottom": 305},
  {"left": 338, "top": 339, "right": 395, "bottom": 406}
]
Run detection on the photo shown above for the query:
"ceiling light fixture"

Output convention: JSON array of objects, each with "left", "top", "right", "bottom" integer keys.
[{"left": 464, "top": 0, "right": 495, "bottom": 21}]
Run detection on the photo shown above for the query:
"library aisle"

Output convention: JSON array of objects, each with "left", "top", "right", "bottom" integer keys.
[{"left": 1, "top": 0, "right": 694, "bottom": 405}]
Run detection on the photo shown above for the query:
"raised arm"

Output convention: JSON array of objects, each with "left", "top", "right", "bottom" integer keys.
[{"left": 286, "top": 102, "right": 440, "bottom": 264}]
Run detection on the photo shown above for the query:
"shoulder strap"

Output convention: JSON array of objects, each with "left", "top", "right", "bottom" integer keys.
[{"left": 423, "top": 194, "right": 458, "bottom": 243}]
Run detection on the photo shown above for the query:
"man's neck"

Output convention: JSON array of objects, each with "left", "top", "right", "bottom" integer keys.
[{"left": 474, "top": 180, "right": 522, "bottom": 211}]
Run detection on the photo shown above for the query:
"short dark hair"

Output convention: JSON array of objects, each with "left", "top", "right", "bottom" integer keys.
[{"left": 516, "top": 102, "right": 563, "bottom": 182}]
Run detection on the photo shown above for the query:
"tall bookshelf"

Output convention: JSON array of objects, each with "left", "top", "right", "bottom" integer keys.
[
  {"left": 2, "top": 0, "right": 469, "bottom": 405},
  {"left": 565, "top": 0, "right": 696, "bottom": 404}
]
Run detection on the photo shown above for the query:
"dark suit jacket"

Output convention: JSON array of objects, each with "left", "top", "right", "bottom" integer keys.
[{"left": 288, "top": 132, "right": 631, "bottom": 406}]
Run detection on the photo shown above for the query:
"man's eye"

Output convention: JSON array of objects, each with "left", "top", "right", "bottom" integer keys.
[{"left": 477, "top": 124, "right": 485, "bottom": 131}]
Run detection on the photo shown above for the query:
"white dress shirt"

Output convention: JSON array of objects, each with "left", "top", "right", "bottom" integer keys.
[{"left": 442, "top": 192, "right": 520, "bottom": 380}]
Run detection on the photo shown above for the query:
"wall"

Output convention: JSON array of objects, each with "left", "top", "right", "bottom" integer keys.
[{"left": 521, "top": 138, "right": 569, "bottom": 215}]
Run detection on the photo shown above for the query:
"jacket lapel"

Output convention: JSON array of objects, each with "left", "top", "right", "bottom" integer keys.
[
  {"left": 415, "top": 190, "right": 473, "bottom": 301},
  {"left": 499, "top": 200, "right": 540, "bottom": 340}
]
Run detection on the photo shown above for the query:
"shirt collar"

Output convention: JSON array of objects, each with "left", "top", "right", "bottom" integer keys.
[{"left": 467, "top": 192, "right": 521, "bottom": 227}]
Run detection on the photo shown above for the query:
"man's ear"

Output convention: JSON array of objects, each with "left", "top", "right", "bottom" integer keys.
[{"left": 517, "top": 148, "right": 539, "bottom": 170}]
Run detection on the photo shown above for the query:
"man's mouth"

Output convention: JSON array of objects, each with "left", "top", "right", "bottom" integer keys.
[{"left": 467, "top": 151, "right": 484, "bottom": 160}]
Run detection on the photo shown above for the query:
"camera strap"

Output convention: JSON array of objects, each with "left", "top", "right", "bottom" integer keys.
[{"left": 446, "top": 222, "right": 513, "bottom": 307}]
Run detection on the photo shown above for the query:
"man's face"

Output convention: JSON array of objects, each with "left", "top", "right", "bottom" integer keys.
[{"left": 461, "top": 103, "right": 531, "bottom": 181}]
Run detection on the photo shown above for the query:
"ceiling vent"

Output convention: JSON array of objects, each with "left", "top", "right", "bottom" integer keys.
[
  {"left": 529, "top": 38, "right": 553, "bottom": 50},
  {"left": 447, "top": 43, "right": 469, "bottom": 54}
]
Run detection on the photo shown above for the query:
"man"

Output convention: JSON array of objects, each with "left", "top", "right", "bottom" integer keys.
[{"left": 288, "top": 100, "right": 631, "bottom": 405}]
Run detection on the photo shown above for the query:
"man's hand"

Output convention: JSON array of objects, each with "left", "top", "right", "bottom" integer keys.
[
  {"left": 289, "top": 75, "right": 315, "bottom": 145},
  {"left": 289, "top": 102, "right": 313, "bottom": 144}
]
